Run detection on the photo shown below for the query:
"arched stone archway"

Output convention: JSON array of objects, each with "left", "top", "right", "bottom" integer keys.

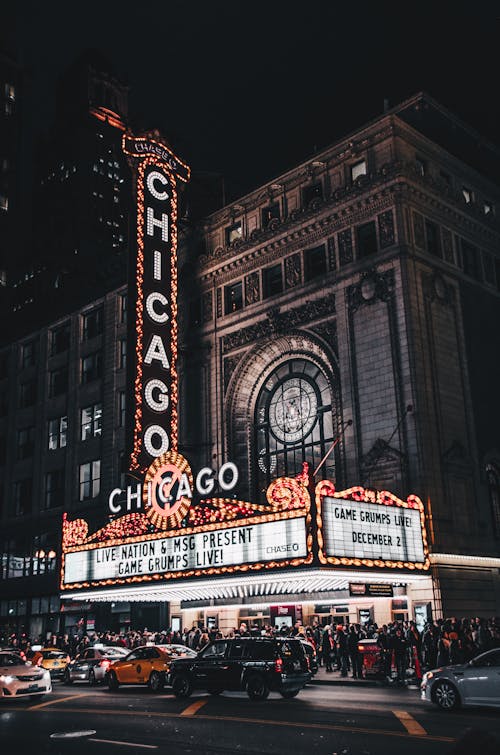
[{"left": 225, "top": 331, "right": 340, "bottom": 501}]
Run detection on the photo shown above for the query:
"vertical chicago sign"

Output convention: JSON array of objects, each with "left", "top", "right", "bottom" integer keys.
[{"left": 123, "top": 133, "right": 190, "bottom": 473}]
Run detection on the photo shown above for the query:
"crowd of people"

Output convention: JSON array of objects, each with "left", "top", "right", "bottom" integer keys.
[{"left": 3, "top": 615, "right": 499, "bottom": 687}]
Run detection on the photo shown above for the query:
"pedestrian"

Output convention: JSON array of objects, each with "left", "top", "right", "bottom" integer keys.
[
  {"left": 321, "top": 625, "right": 335, "bottom": 672},
  {"left": 335, "top": 625, "right": 349, "bottom": 677},
  {"left": 392, "top": 627, "right": 408, "bottom": 686},
  {"left": 348, "top": 624, "right": 362, "bottom": 678}
]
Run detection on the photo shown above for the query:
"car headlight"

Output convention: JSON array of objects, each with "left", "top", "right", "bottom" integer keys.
[
  {"left": 43, "top": 670, "right": 51, "bottom": 679},
  {"left": 0, "top": 675, "right": 14, "bottom": 684}
]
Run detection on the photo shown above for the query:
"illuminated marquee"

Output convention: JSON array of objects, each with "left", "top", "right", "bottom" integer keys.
[
  {"left": 60, "top": 463, "right": 313, "bottom": 590},
  {"left": 123, "top": 134, "right": 190, "bottom": 472},
  {"left": 315, "top": 481, "right": 430, "bottom": 571}
]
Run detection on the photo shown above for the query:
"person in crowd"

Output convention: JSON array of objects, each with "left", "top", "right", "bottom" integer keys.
[
  {"left": 348, "top": 624, "right": 362, "bottom": 678},
  {"left": 321, "top": 624, "right": 335, "bottom": 672},
  {"left": 335, "top": 625, "right": 349, "bottom": 678},
  {"left": 392, "top": 626, "right": 408, "bottom": 686}
]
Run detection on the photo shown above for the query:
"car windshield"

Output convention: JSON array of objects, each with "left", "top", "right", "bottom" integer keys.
[
  {"left": 0, "top": 653, "right": 26, "bottom": 666},
  {"left": 42, "top": 650, "right": 67, "bottom": 659},
  {"left": 102, "top": 648, "right": 128, "bottom": 657},
  {"left": 277, "top": 640, "right": 304, "bottom": 660}
]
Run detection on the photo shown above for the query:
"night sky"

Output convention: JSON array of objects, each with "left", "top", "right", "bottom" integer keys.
[{"left": 2, "top": 2, "right": 499, "bottom": 202}]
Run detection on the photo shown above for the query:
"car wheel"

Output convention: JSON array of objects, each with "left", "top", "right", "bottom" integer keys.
[
  {"left": 148, "top": 671, "right": 164, "bottom": 693},
  {"left": 63, "top": 669, "right": 72, "bottom": 685},
  {"left": 171, "top": 673, "right": 192, "bottom": 698},
  {"left": 433, "top": 680, "right": 460, "bottom": 710},
  {"left": 88, "top": 668, "right": 96, "bottom": 686},
  {"left": 246, "top": 675, "right": 269, "bottom": 701},
  {"left": 107, "top": 670, "right": 119, "bottom": 691},
  {"left": 207, "top": 688, "right": 223, "bottom": 696},
  {"left": 280, "top": 689, "right": 300, "bottom": 698}
]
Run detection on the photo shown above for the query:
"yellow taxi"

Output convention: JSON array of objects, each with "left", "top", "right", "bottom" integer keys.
[
  {"left": 106, "top": 644, "right": 197, "bottom": 692},
  {"left": 31, "top": 646, "right": 71, "bottom": 680}
]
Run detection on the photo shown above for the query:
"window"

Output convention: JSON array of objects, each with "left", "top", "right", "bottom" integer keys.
[
  {"left": 79, "top": 460, "right": 101, "bottom": 500},
  {"left": 118, "top": 340, "right": 127, "bottom": 369},
  {"left": 261, "top": 203, "right": 280, "bottom": 229},
  {"left": 357, "top": 221, "right": 378, "bottom": 258},
  {"left": 415, "top": 157, "right": 427, "bottom": 176},
  {"left": 461, "top": 240, "right": 481, "bottom": 280},
  {"left": 44, "top": 469, "right": 65, "bottom": 510},
  {"left": 50, "top": 322, "right": 70, "bottom": 355},
  {"left": 17, "top": 427, "right": 35, "bottom": 460},
  {"left": 483, "top": 201, "right": 493, "bottom": 216},
  {"left": 82, "top": 307, "right": 103, "bottom": 340},
  {"left": 255, "top": 358, "right": 337, "bottom": 499},
  {"left": 49, "top": 366, "right": 68, "bottom": 397},
  {"left": 13, "top": 478, "right": 32, "bottom": 516},
  {"left": 81, "top": 352, "right": 102, "bottom": 384},
  {"left": 425, "top": 220, "right": 441, "bottom": 257},
  {"left": 302, "top": 182, "right": 323, "bottom": 207},
  {"left": 21, "top": 340, "right": 36, "bottom": 368},
  {"left": 0, "top": 195, "right": 8, "bottom": 212},
  {"left": 262, "top": 264, "right": 283, "bottom": 298},
  {"left": 200, "top": 642, "right": 227, "bottom": 659},
  {"left": 119, "top": 293, "right": 127, "bottom": 324},
  {"left": 486, "top": 464, "right": 500, "bottom": 538},
  {"left": 351, "top": 160, "right": 367, "bottom": 182},
  {"left": 304, "top": 245, "right": 327, "bottom": 282},
  {"left": 118, "top": 391, "right": 126, "bottom": 427},
  {"left": 5, "top": 83, "right": 15, "bottom": 101},
  {"left": 462, "top": 186, "right": 473, "bottom": 204},
  {"left": 225, "top": 221, "right": 242, "bottom": 246},
  {"left": 48, "top": 416, "right": 67, "bottom": 450},
  {"left": 18, "top": 380, "right": 37, "bottom": 407},
  {"left": 81, "top": 403, "right": 102, "bottom": 440},
  {"left": 224, "top": 282, "right": 243, "bottom": 314}
]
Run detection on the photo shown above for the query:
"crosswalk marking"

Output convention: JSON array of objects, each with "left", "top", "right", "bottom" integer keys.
[{"left": 392, "top": 709, "right": 427, "bottom": 736}]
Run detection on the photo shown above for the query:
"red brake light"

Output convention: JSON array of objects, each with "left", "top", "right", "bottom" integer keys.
[
  {"left": 100, "top": 659, "right": 111, "bottom": 670},
  {"left": 274, "top": 657, "right": 283, "bottom": 673}
]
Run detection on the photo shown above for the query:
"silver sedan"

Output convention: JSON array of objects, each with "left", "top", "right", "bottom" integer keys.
[
  {"left": 421, "top": 648, "right": 500, "bottom": 710},
  {"left": 0, "top": 651, "right": 52, "bottom": 700},
  {"left": 64, "top": 645, "right": 129, "bottom": 685}
]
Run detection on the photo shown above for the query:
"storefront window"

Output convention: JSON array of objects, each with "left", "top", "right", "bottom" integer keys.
[{"left": 254, "top": 358, "right": 338, "bottom": 495}]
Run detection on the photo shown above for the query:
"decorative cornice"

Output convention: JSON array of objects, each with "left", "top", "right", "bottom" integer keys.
[{"left": 222, "top": 294, "right": 336, "bottom": 353}]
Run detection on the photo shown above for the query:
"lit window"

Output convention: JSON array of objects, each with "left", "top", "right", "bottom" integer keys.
[
  {"left": 225, "top": 221, "right": 242, "bottom": 246},
  {"left": 79, "top": 460, "right": 101, "bottom": 500},
  {"left": 5, "top": 83, "right": 15, "bottom": 101},
  {"left": 224, "top": 282, "right": 243, "bottom": 314},
  {"left": 462, "top": 186, "right": 473, "bottom": 204},
  {"left": 484, "top": 201, "right": 493, "bottom": 216},
  {"left": 119, "top": 293, "right": 127, "bottom": 323},
  {"left": 81, "top": 403, "right": 102, "bottom": 440},
  {"left": 351, "top": 160, "right": 367, "bottom": 182},
  {"left": 0, "top": 195, "right": 8, "bottom": 212},
  {"left": 48, "top": 416, "right": 67, "bottom": 450}
]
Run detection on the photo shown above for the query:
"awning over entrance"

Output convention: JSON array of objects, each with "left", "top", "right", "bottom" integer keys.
[{"left": 62, "top": 568, "right": 430, "bottom": 604}]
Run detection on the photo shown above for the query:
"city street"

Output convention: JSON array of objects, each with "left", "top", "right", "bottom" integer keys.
[{"left": 1, "top": 678, "right": 499, "bottom": 755}]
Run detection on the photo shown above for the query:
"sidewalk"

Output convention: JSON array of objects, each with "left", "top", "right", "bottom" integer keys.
[{"left": 311, "top": 666, "right": 380, "bottom": 686}]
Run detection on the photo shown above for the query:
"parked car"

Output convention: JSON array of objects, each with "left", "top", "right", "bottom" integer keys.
[
  {"left": 300, "top": 639, "right": 318, "bottom": 675},
  {"left": 0, "top": 651, "right": 52, "bottom": 700},
  {"left": 168, "top": 637, "right": 311, "bottom": 700},
  {"left": 421, "top": 648, "right": 500, "bottom": 710},
  {"left": 31, "top": 647, "right": 70, "bottom": 680},
  {"left": 64, "top": 645, "right": 129, "bottom": 685},
  {"left": 106, "top": 644, "right": 197, "bottom": 692}
]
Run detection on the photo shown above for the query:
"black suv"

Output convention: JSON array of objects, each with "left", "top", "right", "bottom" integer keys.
[{"left": 168, "top": 637, "right": 311, "bottom": 700}]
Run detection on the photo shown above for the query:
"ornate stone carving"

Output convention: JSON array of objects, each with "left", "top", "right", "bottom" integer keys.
[
  {"left": 413, "top": 211, "right": 425, "bottom": 249},
  {"left": 378, "top": 209, "right": 395, "bottom": 248},
  {"left": 327, "top": 236, "right": 336, "bottom": 271},
  {"left": 222, "top": 294, "right": 336, "bottom": 352},
  {"left": 245, "top": 271, "right": 260, "bottom": 305},
  {"left": 347, "top": 268, "right": 394, "bottom": 314},
  {"left": 216, "top": 287, "right": 222, "bottom": 318},
  {"left": 285, "top": 253, "right": 302, "bottom": 288},
  {"left": 223, "top": 354, "right": 242, "bottom": 393},
  {"left": 202, "top": 291, "right": 213, "bottom": 323},
  {"left": 338, "top": 228, "right": 353, "bottom": 266},
  {"left": 312, "top": 320, "right": 338, "bottom": 354},
  {"left": 421, "top": 272, "right": 455, "bottom": 307},
  {"left": 441, "top": 228, "right": 455, "bottom": 264}
]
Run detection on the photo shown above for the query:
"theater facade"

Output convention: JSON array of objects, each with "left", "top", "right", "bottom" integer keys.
[{"left": 59, "top": 95, "right": 500, "bottom": 634}]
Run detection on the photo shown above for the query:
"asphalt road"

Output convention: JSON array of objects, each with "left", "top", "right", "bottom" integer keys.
[{"left": 1, "top": 679, "right": 499, "bottom": 755}]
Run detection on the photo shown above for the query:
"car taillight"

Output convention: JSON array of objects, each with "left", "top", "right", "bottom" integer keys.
[
  {"left": 357, "top": 644, "right": 364, "bottom": 652},
  {"left": 305, "top": 656, "right": 311, "bottom": 670},
  {"left": 274, "top": 658, "right": 283, "bottom": 673},
  {"left": 100, "top": 660, "right": 111, "bottom": 670},
  {"left": 36, "top": 658, "right": 42, "bottom": 666}
]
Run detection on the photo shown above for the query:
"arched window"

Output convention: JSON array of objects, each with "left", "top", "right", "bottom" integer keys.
[
  {"left": 486, "top": 463, "right": 500, "bottom": 538},
  {"left": 254, "top": 358, "right": 338, "bottom": 497}
]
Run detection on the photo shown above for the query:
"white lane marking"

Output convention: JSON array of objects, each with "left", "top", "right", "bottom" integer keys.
[
  {"left": 50, "top": 730, "right": 96, "bottom": 739},
  {"left": 88, "top": 739, "right": 158, "bottom": 749}
]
